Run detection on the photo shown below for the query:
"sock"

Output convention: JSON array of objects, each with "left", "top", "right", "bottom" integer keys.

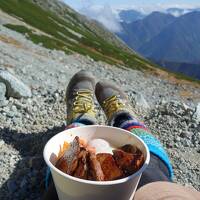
[
  {"left": 113, "top": 113, "right": 134, "bottom": 127},
  {"left": 77, "top": 119, "right": 95, "bottom": 125}
]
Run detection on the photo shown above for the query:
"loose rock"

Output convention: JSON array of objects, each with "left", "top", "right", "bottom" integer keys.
[
  {"left": 0, "top": 69, "right": 32, "bottom": 99},
  {"left": 194, "top": 103, "right": 200, "bottom": 123},
  {"left": 0, "top": 82, "right": 6, "bottom": 101}
]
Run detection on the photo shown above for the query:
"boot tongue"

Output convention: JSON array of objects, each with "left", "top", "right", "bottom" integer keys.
[{"left": 108, "top": 111, "right": 133, "bottom": 127}]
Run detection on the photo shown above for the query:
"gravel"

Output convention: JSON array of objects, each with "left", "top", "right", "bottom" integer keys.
[
  {"left": 0, "top": 25, "right": 200, "bottom": 199},
  {"left": 144, "top": 101, "right": 200, "bottom": 189}
]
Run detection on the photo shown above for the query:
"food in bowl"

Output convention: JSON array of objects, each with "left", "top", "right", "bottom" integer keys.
[{"left": 55, "top": 136, "right": 144, "bottom": 181}]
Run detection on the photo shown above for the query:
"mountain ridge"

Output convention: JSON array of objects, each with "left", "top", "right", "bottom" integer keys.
[
  {"left": 118, "top": 11, "right": 176, "bottom": 50},
  {"left": 140, "top": 11, "right": 200, "bottom": 64}
]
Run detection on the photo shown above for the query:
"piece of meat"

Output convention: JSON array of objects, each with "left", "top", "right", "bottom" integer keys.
[
  {"left": 73, "top": 149, "right": 88, "bottom": 179},
  {"left": 55, "top": 136, "right": 81, "bottom": 175},
  {"left": 113, "top": 149, "right": 144, "bottom": 175},
  {"left": 120, "top": 144, "right": 143, "bottom": 156},
  {"left": 120, "top": 144, "right": 138, "bottom": 154},
  {"left": 96, "top": 153, "right": 124, "bottom": 181},
  {"left": 88, "top": 152, "right": 104, "bottom": 181}
]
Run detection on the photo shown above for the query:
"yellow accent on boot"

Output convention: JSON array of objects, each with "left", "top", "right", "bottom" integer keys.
[
  {"left": 68, "top": 90, "right": 96, "bottom": 123},
  {"left": 102, "top": 95, "right": 125, "bottom": 119}
]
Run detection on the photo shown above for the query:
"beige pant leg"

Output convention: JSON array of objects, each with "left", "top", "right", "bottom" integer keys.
[{"left": 134, "top": 182, "right": 200, "bottom": 200}]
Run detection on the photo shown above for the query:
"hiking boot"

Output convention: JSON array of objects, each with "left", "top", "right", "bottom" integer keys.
[
  {"left": 66, "top": 70, "right": 97, "bottom": 125},
  {"left": 95, "top": 81, "right": 136, "bottom": 126}
]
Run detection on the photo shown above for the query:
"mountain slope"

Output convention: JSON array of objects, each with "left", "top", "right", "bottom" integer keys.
[
  {"left": 118, "top": 9, "right": 145, "bottom": 23},
  {"left": 139, "top": 11, "right": 200, "bottom": 64},
  {"left": 157, "top": 61, "right": 200, "bottom": 80},
  {"left": 31, "top": 0, "right": 132, "bottom": 53},
  {"left": 0, "top": 0, "right": 155, "bottom": 71},
  {"left": 118, "top": 12, "right": 175, "bottom": 50}
]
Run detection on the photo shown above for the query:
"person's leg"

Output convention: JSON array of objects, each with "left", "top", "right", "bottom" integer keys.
[
  {"left": 95, "top": 81, "right": 173, "bottom": 188},
  {"left": 135, "top": 181, "right": 200, "bottom": 200},
  {"left": 43, "top": 70, "right": 97, "bottom": 199}
]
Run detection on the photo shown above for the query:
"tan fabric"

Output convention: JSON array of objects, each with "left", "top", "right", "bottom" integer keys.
[{"left": 134, "top": 182, "right": 200, "bottom": 200}]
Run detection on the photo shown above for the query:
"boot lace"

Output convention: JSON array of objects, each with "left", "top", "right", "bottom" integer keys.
[
  {"left": 72, "top": 90, "right": 95, "bottom": 115},
  {"left": 102, "top": 95, "right": 125, "bottom": 119}
]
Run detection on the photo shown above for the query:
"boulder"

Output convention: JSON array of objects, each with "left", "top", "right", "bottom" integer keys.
[
  {"left": 131, "top": 92, "right": 150, "bottom": 109},
  {"left": 0, "top": 69, "right": 32, "bottom": 98}
]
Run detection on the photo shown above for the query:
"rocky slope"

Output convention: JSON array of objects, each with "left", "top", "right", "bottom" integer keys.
[
  {"left": 0, "top": 23, "right": 200, "bottom": 199},
  {"left": 1, "top": 0, "right": 156, "bottom": 72},
  {"left": 31, "top": 0, "right": 132, "bottom": 53}
]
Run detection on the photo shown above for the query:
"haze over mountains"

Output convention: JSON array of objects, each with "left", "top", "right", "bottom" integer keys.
[
  {"left": 116, "top": 7, "right": 200, "bottom": 22},
  {"left": 117, "top": 10, "right": 200, "bottom": 80}
]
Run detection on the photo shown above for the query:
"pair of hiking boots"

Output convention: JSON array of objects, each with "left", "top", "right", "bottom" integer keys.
[{"left": 66, "top": 70, "right": 136, "bottom": 127}]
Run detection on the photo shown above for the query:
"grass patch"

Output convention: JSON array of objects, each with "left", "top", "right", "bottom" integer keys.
[
  {"left": 166, "top": 69, "right": 200, "bottom": 84},
  {"left": 3, "top": 24, "right": 71, "bottom": 53},
  {"left": 4, "top": 24, "right": 32, "bottom": 34}
]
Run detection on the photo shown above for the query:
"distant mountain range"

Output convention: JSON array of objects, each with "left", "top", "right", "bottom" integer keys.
[
  {"left": 139, "top": 12, "right": 200, "bottom": 64},
  {"left": 117, "top": 7, "right": 200, "bottom": 22},
  {"left": 118, "top": 12, "right": 176, "bottom": 50},
  {"left": 118, "top": 9, "right": 145, "bottom": 23},
  {"left": 117, "top": 11, "right": 200, "bottom": 80}
]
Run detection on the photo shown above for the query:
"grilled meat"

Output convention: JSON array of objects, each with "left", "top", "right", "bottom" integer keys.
[
  {"left": 73, "top": 149, "right": 89, "bottom": 179},
  {"left": 96, "top": 153, "right": 124, "bottom": 181},
  {"left": 88, "top": 152, "right": 104, "bottom": 181},
  {"left": 113, "top": 149, "right": 144, "bottom": 175},
  {"left": 55, "top": 136, "right": 81, "bottom": 175},
  {"left": 120, "top": 144, "right": 137, "bottom": 154},
  {"left": 55, "top": 136, "right": 144, "bottom": 181}
]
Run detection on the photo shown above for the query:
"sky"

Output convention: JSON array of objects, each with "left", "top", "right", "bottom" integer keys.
[
  {"left": 63, "top": 0, "right": 200, "bottom": 32},
  {"left": 63, "top": 0, "right": 200, "bottom": 11}
]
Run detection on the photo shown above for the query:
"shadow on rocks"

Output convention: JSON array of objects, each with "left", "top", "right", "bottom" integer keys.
[{"left": 0, "top": 125, "right": 65, "bottom": 200}]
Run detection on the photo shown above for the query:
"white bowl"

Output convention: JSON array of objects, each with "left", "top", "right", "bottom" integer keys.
[{"left": 43, "top": 125, "right": 150, "bottom": 200}]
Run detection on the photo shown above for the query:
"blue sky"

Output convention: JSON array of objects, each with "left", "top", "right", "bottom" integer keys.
[
  {"left": 63, "top": 0, "right": 200, "bottom": 11},
  {"left": 63, "top": 0, "right": 200, "bottom": 32}
]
